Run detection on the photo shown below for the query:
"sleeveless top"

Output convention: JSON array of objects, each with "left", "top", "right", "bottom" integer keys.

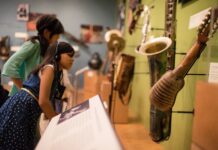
[{"left": 22, "top": 64, "right": 65, "bottom": 108}]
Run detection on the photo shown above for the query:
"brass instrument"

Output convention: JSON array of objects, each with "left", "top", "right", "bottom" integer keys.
[
  {"left": 104, "top": 30, "right": 125, "bottom": 81},
  {"left": 136, "top": 36, "right": 173, "bottom": 141},
  {"left": 135, "top": 0, "right": 177, "bottom": 141},
  {"left": 137, "top": 37, "right": 172, "bottom": 86},
  {"left": 104, "top": 29, "right": 126, "bottom": 115}
]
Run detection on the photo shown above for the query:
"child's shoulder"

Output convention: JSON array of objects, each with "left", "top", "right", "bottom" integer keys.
[
  {"left": 24, "top": 40, "right": 40, "bottom": 46},
  {"left": 21, "top": 40, "right": 40, "bottom": 51},
  {"left": 39, "top": 64, "right": 54, "bottom": 77},
  {"left": 43, "top": 64, "right": 54, "bottom": 69}
]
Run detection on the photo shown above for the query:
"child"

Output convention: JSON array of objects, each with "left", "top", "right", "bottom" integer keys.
[
  {"left": 0, "top": 85, "right": 9, "bottom": 107},
  {"left": 0, "top": 69, "right": 9, "bottom": 107},
  {"left": 2, "top": 15, "right": 64, "bottom": 97},
  {"left": 0, "top": 42, "right": 75, "bottom": 150}
]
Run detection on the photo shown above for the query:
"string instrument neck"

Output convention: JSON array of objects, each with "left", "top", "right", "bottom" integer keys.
[{"left": 173, "top": 41, "right": 207, "bottom": 79}]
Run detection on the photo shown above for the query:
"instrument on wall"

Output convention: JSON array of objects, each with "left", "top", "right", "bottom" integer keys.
[
  {"left": 135, "top": 4, "right": 152, "bottom": 51},
  {"left": 0, "top": 36, "right": 10, "bottom": 61},
  {"left": 117, "top": 0, "right": 126, "bottom": 33},
  {"left": 149, "top": 0, "right": 177, "bottom": 142},
  {"left": 104, "top": 29, "right": 126, "bottom": 114},
  {"left": 136, "top": 0, "right": 177, "bottom": 142},
  {"left": 137, "top": 36, "right": 173, "bottom": 141},
  {"left": 150, "top": 6, "right": 218, "bottom": 111},
  {"left": 107, "top": 34, "right": 125, "bottom": 54},
  {"left": 114, "top": 53, "right": 135, "bottom": 104},
  {"left": 139, "top": 5, "right": 153, "bottom": 45},
  {"left": 103, "top": 30, "right": 125, "bottom": 80},
  {"left": 128, "top": 4, "right": 144, "bottom": 35},
  {"left": 164, "top": 0, "right": 177, "bottom": 70}
]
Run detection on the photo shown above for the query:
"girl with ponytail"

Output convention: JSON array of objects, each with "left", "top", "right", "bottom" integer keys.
[{"left": 2, "top": 15, "right": 64, "bottom": 97}]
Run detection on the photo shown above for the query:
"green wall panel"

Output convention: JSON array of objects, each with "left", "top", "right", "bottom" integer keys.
[
  {"left": 161, "top": 113, "right": 193, "bottom": 150},
  {"left": 129, "top": 73, "right": 150, "bottom": 126},
  {"left": 173, "top": 75, "right": 207, "bottom": 111}
]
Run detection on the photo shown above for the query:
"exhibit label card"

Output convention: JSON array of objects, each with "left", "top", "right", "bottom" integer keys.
[{"left": 208, "top": 62, "right": 218, "bottom": 83}]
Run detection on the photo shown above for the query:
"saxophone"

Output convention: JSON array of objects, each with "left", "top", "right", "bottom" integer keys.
[
  {"left": 136, "top": 0, "right": 177, "bottom": 142},
  {"left": 136, "top": 36, "right": 173, "bottom": 141}
]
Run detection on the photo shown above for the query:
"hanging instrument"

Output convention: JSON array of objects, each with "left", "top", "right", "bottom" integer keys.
[
  {"left": 150, "top": 7, "right": 218, "bottom": 111},
  {"left": 136, "top": 0, "right": 177, "bottom": 142}
]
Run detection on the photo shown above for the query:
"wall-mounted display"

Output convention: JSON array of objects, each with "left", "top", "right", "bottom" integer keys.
[
  {"left": 80, "top": 24, "right": 103, "bottom": 43},
  {"left": 150, "top": 7, "right": 218, "bottom": 112},
  {"left": 63, "top": 31, "right": 88, "bottom": 49},
  {"left": 117, "top": 0, "right": 126, "bottom": 34},
  {"left": 128, "top": 0, "right": 143, "bottom": 35},
  {"left": 26, "top": 12, "right": 56, "bottom": 31},
  {"left": 17, "top": 4, "right": 29, "bottom": 21}
]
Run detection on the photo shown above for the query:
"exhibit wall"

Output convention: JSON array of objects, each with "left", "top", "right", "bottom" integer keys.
[
  {"left": 0, "top": 0, "right": 217, "bottom": 149},
  {"left": 124, "top": 0, "right": 218, "bottom": 149}
]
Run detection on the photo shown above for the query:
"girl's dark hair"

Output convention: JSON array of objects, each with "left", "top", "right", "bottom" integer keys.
[
  {"left": 29, "top": 15, "right": 65, "bottom": 57},
  {"left": 31, "top": 41, "right": 75, "bottom": 75}
]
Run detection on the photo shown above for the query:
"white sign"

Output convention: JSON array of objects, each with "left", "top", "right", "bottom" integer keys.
[
  {"left": 208, "top": 62, "right": 218, "bottom": 83},
  {"left": 189, "top": 7, "right": 211, "bottom": 29},
  {"left": 36, "top": 95, "right": 123, "bottom": 150},
  {"left": 17, "top": 4, "right": 29, "bottom": 21}
]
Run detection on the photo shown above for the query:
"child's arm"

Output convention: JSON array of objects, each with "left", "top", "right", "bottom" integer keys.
[
  {"left": 38, "top": 66, "right": 57, "bottom": 120},
  {"left": 11, "top": 78, "right": 23, "bottom": 89}
]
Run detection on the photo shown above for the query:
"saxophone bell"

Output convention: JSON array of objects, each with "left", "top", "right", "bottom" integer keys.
[{"left": 136, "top": 37, "right": 172, "bottom": 86}]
